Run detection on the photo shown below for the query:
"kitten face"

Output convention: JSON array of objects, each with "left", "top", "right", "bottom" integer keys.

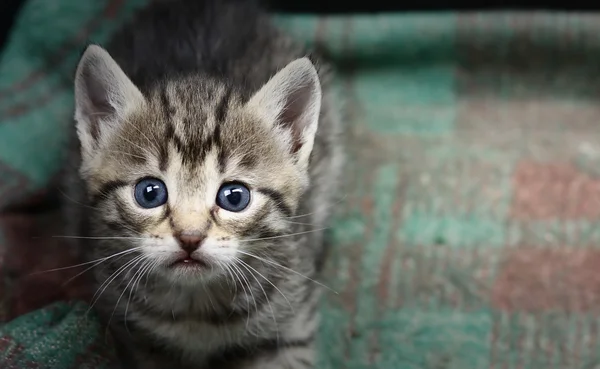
[{"left": 74, "top": 45, "right": 321, "bottom": 285}]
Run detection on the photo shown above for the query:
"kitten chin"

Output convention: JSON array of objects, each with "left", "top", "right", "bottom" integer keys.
[{"left": 62, "top": 0, "right": 342, "bottom": 368}]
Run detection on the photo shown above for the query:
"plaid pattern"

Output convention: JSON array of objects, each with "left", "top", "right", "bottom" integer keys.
[{"left": 1, "top": 2, "right": 600, "bottom": 368}]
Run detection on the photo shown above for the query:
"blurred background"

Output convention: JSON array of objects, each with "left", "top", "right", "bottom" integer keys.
[{"left": 3, "top": 0, "right": 600, "bottom": 47}]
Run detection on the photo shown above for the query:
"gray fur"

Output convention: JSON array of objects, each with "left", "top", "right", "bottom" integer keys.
[{"left": 62, "top": 1, "right": 342, "bottom": 368}]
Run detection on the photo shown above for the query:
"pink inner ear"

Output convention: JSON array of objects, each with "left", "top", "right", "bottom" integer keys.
[
  {"left": 81, "top": 68, "right": 117, "bottom": 141},
  {"left": 278, "top": 84, "right": 314, "bottom": 154}
]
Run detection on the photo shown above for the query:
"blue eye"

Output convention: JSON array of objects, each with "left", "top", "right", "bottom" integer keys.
[
  {"left": 216, "top": 183, "right": 251, "bottom": 212},
  {"left": 134, "top": 178, "right": 168, "bottom": 209}
]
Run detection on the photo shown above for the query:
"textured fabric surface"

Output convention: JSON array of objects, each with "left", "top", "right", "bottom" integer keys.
[
  {"left": 0, "top": 302, "right": 116, "bottom": 369},
  {"left": 2, "top": 1, "right": 600, "bottom": 368}
]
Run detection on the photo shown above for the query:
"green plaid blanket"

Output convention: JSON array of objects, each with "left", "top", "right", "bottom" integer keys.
[{"left": 2, "top": 1, "right": 600, "bottom": 368}]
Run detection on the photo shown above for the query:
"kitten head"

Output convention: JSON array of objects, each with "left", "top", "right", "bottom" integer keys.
[{"left": 73, "top": 45, "right": 321, "bottom": 284}]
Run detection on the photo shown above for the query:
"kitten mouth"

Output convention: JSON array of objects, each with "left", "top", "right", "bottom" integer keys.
[{"left": 169, "top": 256, "right": 208, "bottom": 269}]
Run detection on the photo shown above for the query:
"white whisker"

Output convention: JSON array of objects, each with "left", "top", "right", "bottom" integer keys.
[
  {"left": 31, "top": 246, "right": 144, "bottom": 276},
  {"left": 108, "top": 256, "right": 148, "bottom": 329},
  {"left": 285, "top": 193, "right": 348, "bottom": 219},
  {"left": 125, "top": 259, "right": 152, "bottom": 332},
  {"left": 124, "top": 119, "right": 159, "bottom": 152},
  {"left": 58, "top": 189, "right": 99, "bottom": 211},
  {"left": 236, "top": 249, "right": 337, "bottom": 294},
  {"left": 217, "top": 260, "right": 238, "bottom": 295},
  {"left": 237, "top": 258, "right": 279, "bottom": 340},
  {"left": 51, "top": 235, "right": 146, "bottom": 240},
  {"left": 230, "top": 261, "right": 255, "bottom": 329},
  {"left": 234, "top": 256, "right": 294, "bottom": 314},
  {"left": 118, "top": 134, "right": 155, "bottom": 158},
  {"left": 282, "top": 219, "right": 323, "bottom": 226},
  {"left": 239, "top": 228, "right": 328, "bottom": 243},
  {"left": 62, "top": 250, "right": 143, "bottom": 287},
  {"left": 106, "top": 150, "right": 147, "bottom": 161},
  {"left": 88, "top": 254, "right": 145, "bottom": 315}
]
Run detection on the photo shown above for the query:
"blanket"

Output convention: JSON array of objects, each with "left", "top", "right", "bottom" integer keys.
[{"left": 2, "top": 1, "right": 600, "bottom": 368}]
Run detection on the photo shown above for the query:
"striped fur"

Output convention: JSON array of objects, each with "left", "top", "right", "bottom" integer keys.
[{"left": 62, "top": 1, "right": 342, "bottom": 368}]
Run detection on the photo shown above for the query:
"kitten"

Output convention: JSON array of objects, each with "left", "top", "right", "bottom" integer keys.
[{"left": 62, "top": 0, "right": 342, "bottom": 368}]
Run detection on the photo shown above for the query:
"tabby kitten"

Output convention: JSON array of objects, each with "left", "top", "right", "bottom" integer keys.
[{"left": 63, "top": 0, "right": 341, "bottom": 368}]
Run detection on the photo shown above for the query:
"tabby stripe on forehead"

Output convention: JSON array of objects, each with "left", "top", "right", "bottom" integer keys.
[
  {"left": 215, "top": 86, "right": 232, "bottom": 123},
  {"left": 211, "top": 123, "right": 228, "bottom": 172},
  {"left": 258, "top": 188, "right": 292, "bottom": 217},
  {"left": 214, "top": 87, "right": 231, "bottom": 171},
  {"left": 160, "top": 121, "right": 185, "bottom": 171},
  {"left": 160, "top": 85, "right": 176, "bottom": 118},
  {"left": 171, "top": 122, "right": 220, "bottom": 167},
  {"left": 159, "top": 86, "right": 183, "bottom": 171},
  {"left": 217, "top": 146, "right": 227, "bottom": 173},
  {"left": 190, "top": 123, "right": 222, "bottom": 167},
  {"left": 91, "top": 180, "right": 128, "bottom": 205}
]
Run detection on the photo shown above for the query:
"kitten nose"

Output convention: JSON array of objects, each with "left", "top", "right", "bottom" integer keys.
[{"left": 176, "top": 233, "right": 205, "bottom": 253}]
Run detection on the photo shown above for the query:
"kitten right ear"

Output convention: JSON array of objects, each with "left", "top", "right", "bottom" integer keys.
[
  {"left": 246, "top": 58, "right": 321, "bottom": 172},
  {"left": 74, "top": 45, "right": 145, "bottom": 159}
]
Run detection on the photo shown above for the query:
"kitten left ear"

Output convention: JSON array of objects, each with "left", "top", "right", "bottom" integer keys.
[
  {"left": 74, "top": 44, "right": 145, "bottom": 163},
  {"left": 247, "top": 58, "right": 321, "bottom": 171}
]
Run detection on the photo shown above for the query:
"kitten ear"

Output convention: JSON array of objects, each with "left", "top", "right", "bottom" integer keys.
[
  {"left": 247, "top": 58, "right": 321, "bottom": 170},
  {"left": 74, "top": 45, "right": 145, "bottom": 158}
]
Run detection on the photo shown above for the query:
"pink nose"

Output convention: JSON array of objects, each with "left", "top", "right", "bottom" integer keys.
[{"left": 176, "top": 233, "right": 205, "bottom": 253}]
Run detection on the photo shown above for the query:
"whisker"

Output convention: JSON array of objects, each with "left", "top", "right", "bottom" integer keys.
[
  {"left": 237, "top": 258, "right": 279, "bottom": 339},
  {"left": 124, "top": 119, "right": 159, "bottom": 152},
  {"left": 203, "top": 284, "right": 217, "bottom": 312},
  {"left": 92, "top": 255, "right": 144, "bottom": 302},
  {"left": 50, "top": 235, "right": 146, "bottom": 240},
  {"left": 58, "top": 189, "right": 99, "bottom": 211},
  {"left": 138, "top": 259, "right": 160, "bottom": 294},
  {"left": 221, "top": 260, "right": 254, "bottom": 329},
  {"left": 230, "top": 261, "right": 255, "bottom": 329},
  {"left": 118, "top": 135, "right": 155, "bottom": 158},
  {"left": 234, "top": 256, "right": 294, "bottom": 314},
  {"left": 285, "top": 193, "right": 348, "bottom": 219},
  {"left": 107, "top": 257, "right": 152, "bottom": 340},
  {"left": 60, "top": 251, "right": 132, "bottom": 287},
  {"left": 108, "top": 256, "right": 148, "bottom": 329},
  {"left": 228, "top": 135, "right": 259, "bottom": 159},
  {"left": 281, "top": 219, "right": 323, "bottom": 226},
  {"left": 238, "top": 228, "right": 329, "bottom": 243},
  {"left": 88, "top": 111, "right": 111, "bottom": 117},
  {"left": 31, "top": 246, "right": 144, "bottom": 275},
  {"left": 105, "top": 150, "right": 147, "bottom": 161},
  {"left": 228, "top": 263, "right": 242, "bottom": 296},
  {"left": 88, "top": 255, "right": 145, "bottom": 315},
  {"left": 217, "top": 260, "right": 237, "bottom": 295},
  {"left": 115, "top": 222, "right": 144, "bottom": 237},
  {"left": 236, "top": 250, "right": 338, "bottom": 294},
  {"left": 124, "top": 257, "right": 158, "bottom": 331}
]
